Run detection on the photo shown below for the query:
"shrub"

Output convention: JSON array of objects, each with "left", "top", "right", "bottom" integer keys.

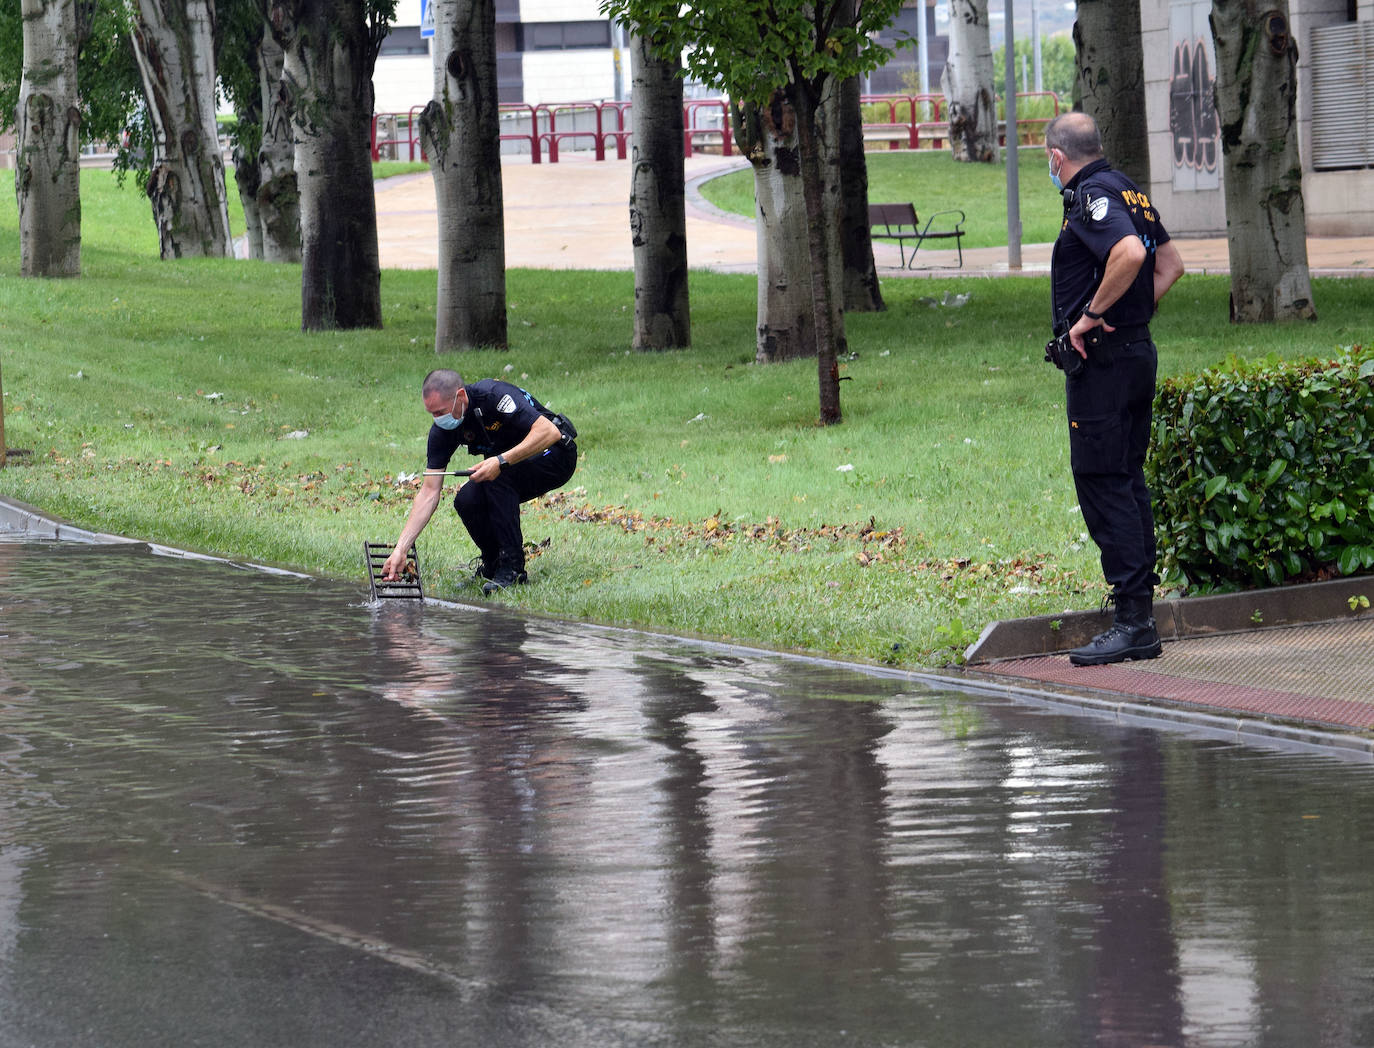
[{"left": 1149, "top": 346, "right": 1374, "bottom": 591}]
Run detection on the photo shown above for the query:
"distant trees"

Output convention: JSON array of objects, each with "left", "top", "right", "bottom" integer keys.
[
  {"left": 942, "top": 0, "right": 996, "bottom": 163},
  {"left": 15, "top": 0, "right": 84, "bottom": 277},
  {"left": 420, "top": 0, "right": 508, "bottom": 350},
  {"left": 628, "top": 31, "right": 690, "bottom": 350},
  {"left": 1074, "top": 0, "right": 1149, "bottom": 190},
  {"left": 274, "top": 0, "right": 394, "bottom": 331},
  {"left": 1211, "top": 0, "right": 1314, "bottom": 322},
  {"left": 219, "top": 0, "right": 301, "bottom": 263},
  {"left": 603, "top": 0, "right": 902, "bottom": 424},
  {"left": 129, "top": 0, "right": 232, "bottom": 259}
]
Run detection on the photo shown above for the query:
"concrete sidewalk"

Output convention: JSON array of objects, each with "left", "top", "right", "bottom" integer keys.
[
  {"left": 375, "top": 153, "right": 1374, "bottom": 277},
  {"left": 960, "top": 577, "right": 1374, "bottom": 745}
]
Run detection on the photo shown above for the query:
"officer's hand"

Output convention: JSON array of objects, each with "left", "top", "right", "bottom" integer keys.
[
  {"left": 381, "top": 549, "right": 408, "bottom": 580},
  {"left": 470, "top": 456, "right": 501, "bottom": 483},
  {"left": 1068, "top": 314, "right": 1114, "bottom": 357}
]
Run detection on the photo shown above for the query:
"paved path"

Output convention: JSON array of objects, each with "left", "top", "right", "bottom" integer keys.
[{"left": 375, "top": 153, "right": 1374, "bottom": 277}]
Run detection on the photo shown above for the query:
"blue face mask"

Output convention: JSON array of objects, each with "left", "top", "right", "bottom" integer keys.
[
  {"left": 1048, "top": 153, "right": 1064, "bottom": 192},
  {"left": 432, "top": 392, "right": 461, "bottom": 430}
]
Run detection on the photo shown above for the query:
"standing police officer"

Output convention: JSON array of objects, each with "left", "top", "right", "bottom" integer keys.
[
  {"left": 382, "top": 368, "right": 577, "bottom": 595},
  {"left": 1045, "top": 112, "right": 1185, "bottom": 666}
]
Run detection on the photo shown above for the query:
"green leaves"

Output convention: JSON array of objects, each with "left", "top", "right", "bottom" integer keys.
[
  {"left": 600, "top": 0, "right": 905, "bottom": 105},
  {"left": 1149, "top": 345, "right": 1374, "bottom": 591}
]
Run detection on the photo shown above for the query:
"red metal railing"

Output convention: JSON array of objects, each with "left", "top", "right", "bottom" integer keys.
[
  {"left": 370, "top": 93, "right": 1063, "bottom": 165},
  {"left": 682, "top": 98, "right": 733, "bottom": 158},
  {"left": 999, "top": 91, "right": 1061, "bottom": 145}
]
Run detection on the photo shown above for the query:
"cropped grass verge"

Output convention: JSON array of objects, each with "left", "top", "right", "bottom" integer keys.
[{"left": 3, "top": 169, "right": 1373, "bottom": 667}]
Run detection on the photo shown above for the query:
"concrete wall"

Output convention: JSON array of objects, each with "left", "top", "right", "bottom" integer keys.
[{"left": 374, "top": 53, "right": 436, "bottom": 115}]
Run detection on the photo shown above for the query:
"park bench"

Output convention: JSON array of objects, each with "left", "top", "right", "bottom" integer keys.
[{"left": 868, "top": 202, "right": 966, "bottom": 269}]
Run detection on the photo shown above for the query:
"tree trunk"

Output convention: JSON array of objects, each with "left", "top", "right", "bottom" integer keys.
[
  {"left": 16, "top": 0, "right": 81, "bottom": 278},
  {"left": 1073, "top": 0, "right": 1149, "bottom": 189},
  {"left": 278, "top": 0, "right": 383, "bottom": 330},
  {"left": 420, "top": 0, "right": 507, "bottom": 350},
  {"left": 628, "top": 32, "right": 690, "bottom": 350},
  {"left": 233, "top": 138, "right": 264, "bottom": 260},
  {"left": 1211, "top": 0, "right": 1315, "bottom": 322},
  {"left": 129, "top": 0, "right": 232, "bottom": 260},
  {"left": 791, "top": 79, "right": 845, "bottom": 426},
  {"left": 833, "top": 72, "right": 883, "bottom": 313},
  {"left": 735, "top": 97, "right": 816, "bottom": 364},
  {"left": 256, "top": 27, "right": 301, "bottom": 263},
  {"left": 942, "top": 0, "right": 997, "bottom": 163}
]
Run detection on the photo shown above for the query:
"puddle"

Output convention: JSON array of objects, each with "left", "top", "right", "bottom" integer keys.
[{"left": 1, "top": 539, "right": 1373, "bottom": 1046}]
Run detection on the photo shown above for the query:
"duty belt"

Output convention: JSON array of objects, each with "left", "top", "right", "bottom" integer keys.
[{"left": 1098, "top": 323, "right": 1151, "bottom": 346}]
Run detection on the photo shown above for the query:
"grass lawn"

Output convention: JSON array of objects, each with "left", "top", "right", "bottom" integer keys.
[{"left": 2, "top": 167, "right": 1371, "bottom": 667}]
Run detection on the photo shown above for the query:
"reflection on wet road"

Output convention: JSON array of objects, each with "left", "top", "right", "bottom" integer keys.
[{"left": 2, "top": 539, "right": 1374, "bottom": 1046}]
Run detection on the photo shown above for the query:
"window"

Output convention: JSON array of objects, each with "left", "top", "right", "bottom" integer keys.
[
  {"left": 380, "top": 26, "right": 429, "bottom": 57},
  {"left": 523, "top": 20, "right": 612, "bottom": 51}
]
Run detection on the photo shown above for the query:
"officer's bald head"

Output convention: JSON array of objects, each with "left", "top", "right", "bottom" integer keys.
[
  {"left": 1045, "top": 112, "right": 1103, "bottom": 164},
  {"left": 423, "top": 369, "right": 464, "bottom": 399}
]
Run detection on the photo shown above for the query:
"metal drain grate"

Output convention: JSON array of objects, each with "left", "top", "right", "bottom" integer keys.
[{"left": 363, "top": 541, "right": 424, "bottom": 601}]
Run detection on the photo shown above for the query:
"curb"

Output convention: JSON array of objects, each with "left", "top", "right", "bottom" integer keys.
[
  {"left": 8, "top": 493, "right": 1372, "bottom": 756},
  {"left": 964, "top": 575, "right": 1374, "bottom": 664}
]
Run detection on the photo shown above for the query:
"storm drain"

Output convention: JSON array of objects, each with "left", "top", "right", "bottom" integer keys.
[{"left": 979, "top": 617, "right": 1374, "bottom": 731}]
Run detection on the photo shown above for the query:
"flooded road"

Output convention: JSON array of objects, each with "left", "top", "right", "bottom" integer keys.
[{"left": 2, "top": 538, "right": 1374, "bottom": 1047}]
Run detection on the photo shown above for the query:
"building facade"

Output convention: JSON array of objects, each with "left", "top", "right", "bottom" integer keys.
[{"left": 1146, "top": 0, "right": 1374, "bottom": 236}]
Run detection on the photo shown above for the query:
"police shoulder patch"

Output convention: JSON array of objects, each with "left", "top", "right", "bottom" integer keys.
[
  {"left": 496, "top": 394, "right": 517, "bottom": 414},
  {"left": 1088, "top": 195, "right": 1110, "bottom": 222}
]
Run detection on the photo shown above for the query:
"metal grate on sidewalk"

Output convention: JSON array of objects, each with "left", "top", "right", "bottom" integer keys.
[{"left": 979, "top": 618, "right": 1374, "bottom": 731}]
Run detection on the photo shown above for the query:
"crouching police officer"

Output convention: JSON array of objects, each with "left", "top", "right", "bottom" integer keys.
[
  {"left": 1045, "top": 112, "right": 1185, "bottom": 666},
  {"left": 382, "top": 368, "right": 577, "bottom": 595}
]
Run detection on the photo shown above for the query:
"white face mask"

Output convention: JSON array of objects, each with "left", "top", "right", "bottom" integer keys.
[{"left": 432, "top": 391, "right": 461, "bottom": 430}]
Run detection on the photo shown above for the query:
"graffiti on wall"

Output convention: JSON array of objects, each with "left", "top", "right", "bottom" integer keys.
[
  {"left": 1169, "top": 2, "right": 1221, "bottom": 191},
  {"left": 1170, "top": 40, "right": 1219, "bottom": 174}
]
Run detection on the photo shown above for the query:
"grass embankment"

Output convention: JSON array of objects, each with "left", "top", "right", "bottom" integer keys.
[
  {"left": 2, "top": 168, "right": 1371, "bottom": 666},
  {"left": 699, "top": 147, "right": 1066, "bottom": 248}
]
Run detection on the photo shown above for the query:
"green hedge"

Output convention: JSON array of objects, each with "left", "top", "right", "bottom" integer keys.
[{"left": 1149, "top": 347, "right": 1374, "bottom": 591}]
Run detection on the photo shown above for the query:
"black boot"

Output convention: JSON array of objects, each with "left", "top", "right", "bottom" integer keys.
[
  {"left": 482, "top": 550, "right": 528, "bottom": 595},
  {"left": 1068, "top": 594, "right": 1162, "bottom": 666},
  {"left": 468, "top": 552, "right": 498, "bottom": 584}
]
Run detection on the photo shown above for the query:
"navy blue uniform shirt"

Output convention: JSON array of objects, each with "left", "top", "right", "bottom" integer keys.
[
  {"left": 426, "top": 379, "right": 554, "bottom": 470},
  {"left": 1050, "top": 158, "right": 1171, "bottom": 333}
]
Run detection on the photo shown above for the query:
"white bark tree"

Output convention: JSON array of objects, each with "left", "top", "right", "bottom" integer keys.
[
  {"left": 1074, "top": 0, "right": 1149, "bottom": 189},
  {"left": 276, "top": 0, "right": 387, "bottom": 331},
  {"left": 254, "top": 26, "right": 299, "bottom": 262},
  {"left": 628, "top": 31, "right": 690, "bottom": 350},
  {"left": 129, "top": 0, "right": 232, "bottom": 259},
  {"left": 15, "top": 0, "right": 82, "bottom": 277},
  {"left": 1211, "top": 0, "right": 1314, "bottom": 321},
  {"left": 738, "top": 97, "right": 814, "bottom": 363},
  {"left": 942, "top": 0, "right": 997, "bottom": 163},
  {"left": 420, "top": 0, "right": 506, "bottom": 350}
]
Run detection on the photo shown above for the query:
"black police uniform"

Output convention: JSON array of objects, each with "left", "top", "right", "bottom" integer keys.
[
  {"left": 1050, "top": 158, "right": 1170, "bottom": 607},
  {"left": 427, "top": 379, "right": 577, "bottom": 576}
]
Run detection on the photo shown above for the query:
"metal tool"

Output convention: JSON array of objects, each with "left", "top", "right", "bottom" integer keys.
[
  {"left": 423, "top": 469, "right": 473, "bottom": 477},
  {"left": 364, "top": 541, "right": 424, "bottom": 601}
]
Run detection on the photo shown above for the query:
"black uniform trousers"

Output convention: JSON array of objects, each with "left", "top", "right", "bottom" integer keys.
[
  {"left": 453, "top": 443, "right": 577, "bottom": 561},
  {"left": 1065, "top": 334, "right": 1159, "bottom": 600}
]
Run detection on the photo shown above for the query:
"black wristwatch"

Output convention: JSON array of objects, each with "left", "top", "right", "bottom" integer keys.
[
  {"left": 496, "top": 454, "right": 508, "bottom": 469},
  {"left": 1082, "top": 307, "right": 1103, "bottom": 321}
]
